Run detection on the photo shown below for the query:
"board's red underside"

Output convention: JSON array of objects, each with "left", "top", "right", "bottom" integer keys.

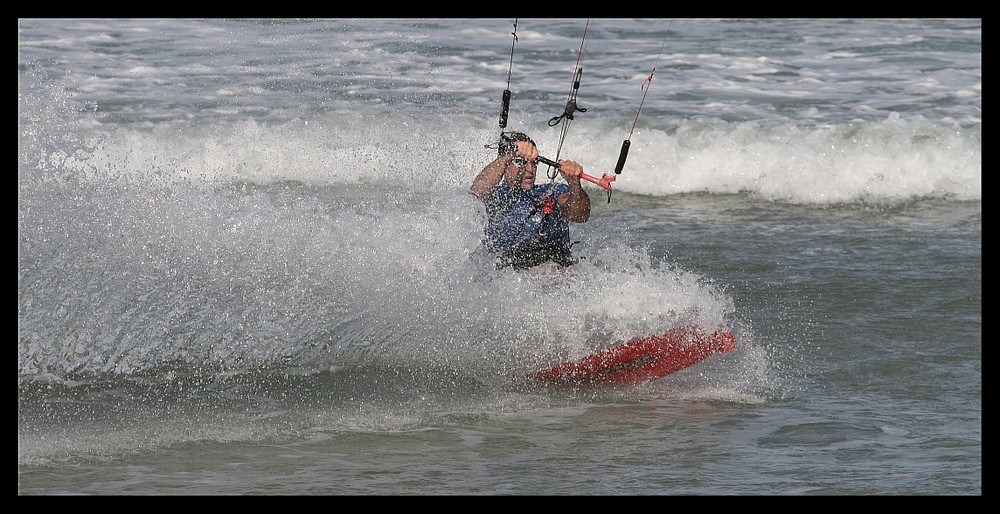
[{"left": 530, "top": 324, "right": 735, "bottom": 385}]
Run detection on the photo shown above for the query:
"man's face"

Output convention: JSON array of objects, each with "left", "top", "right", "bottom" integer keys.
[{"left": 507, "top": 157, "right": 538, "bottom": 190}]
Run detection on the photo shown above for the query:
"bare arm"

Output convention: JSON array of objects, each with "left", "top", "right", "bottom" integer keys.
[
  {"left": 556, "top": 160, "right": 591, "bottom": 222},
  {"left": 470, "top": 155, "right": 511, "bottom": 201}
]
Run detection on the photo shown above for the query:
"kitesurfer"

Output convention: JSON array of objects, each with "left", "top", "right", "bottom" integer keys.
[{"left": 470, "top": 131, "right": 591, "bottom": 269}]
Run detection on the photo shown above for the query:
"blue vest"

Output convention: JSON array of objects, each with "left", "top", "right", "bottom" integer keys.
[{"left": 482, "top": 182, "right": 571, "bottom": 255}]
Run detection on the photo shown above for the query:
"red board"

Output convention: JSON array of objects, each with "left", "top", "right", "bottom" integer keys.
[{"left": 529, "top": 324, "right": 735, "bottom": 385}]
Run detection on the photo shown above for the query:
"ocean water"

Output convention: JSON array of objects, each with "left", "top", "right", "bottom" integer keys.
[{"left": 18, "top": 18, "right": 980, "bottom": 495}]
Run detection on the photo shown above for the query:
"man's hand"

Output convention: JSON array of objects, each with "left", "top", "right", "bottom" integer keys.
[
  {"left": 557, "top": 159, "right": 583, "bottom": 182},
  {"left": 513, "top": 141, "right": 539, "bottom": 161}
]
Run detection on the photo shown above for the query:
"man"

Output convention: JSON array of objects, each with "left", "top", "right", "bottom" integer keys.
[{"left": 470, "top": 132, "right": 591, "bottom": 269}]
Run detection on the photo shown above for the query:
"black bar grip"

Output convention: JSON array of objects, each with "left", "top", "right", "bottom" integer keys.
[
  {"left": 499, "top": 89, "right": 511, "bottom": 128},
  {"left": 537, "top": 155, "right": 560, "bottom": 168},
  {"left": 614, "top": 140, "right": 630, "bottom": 174}
]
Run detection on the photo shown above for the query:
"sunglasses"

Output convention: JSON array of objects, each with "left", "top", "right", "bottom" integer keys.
[{"left": 511, "top": 157, "right": 538, "bottom": 168}]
